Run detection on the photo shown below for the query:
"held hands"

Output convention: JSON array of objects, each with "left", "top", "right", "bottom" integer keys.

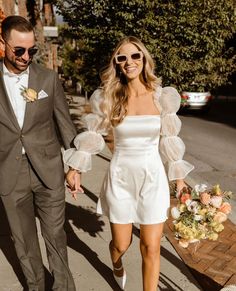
[{"left": 66, "top": 168, "right": 84, "bottom": 200}]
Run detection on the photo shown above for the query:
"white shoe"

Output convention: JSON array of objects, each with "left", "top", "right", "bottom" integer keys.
[{"left": 113, "top": 265, "right": 126, "bottom": 290}]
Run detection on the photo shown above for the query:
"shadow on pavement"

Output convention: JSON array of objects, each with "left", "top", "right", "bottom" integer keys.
[
  {"left": 159, "top": 246, "right": 203, "bottom": 291},
  {"left": 64, "top": 198, "right": 122, "bottom": 290},
  {"left": 159, "top": 273, "right": 184, "bottom": 291},
  {"left": 68, "top": 187, "right": 201, "bottom": 290},
  {"left": 190, "top": 267, "right": 222, "bottom": 291}
]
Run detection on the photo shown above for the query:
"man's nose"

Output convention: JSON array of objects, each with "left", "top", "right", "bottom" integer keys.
[{"left": 21, "top": 50, "right": 30, "bottom": 61}]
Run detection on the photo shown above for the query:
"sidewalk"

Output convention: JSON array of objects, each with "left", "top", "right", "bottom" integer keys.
[{"left": 0, "top": 95, "right": 235, "bottom": 290}]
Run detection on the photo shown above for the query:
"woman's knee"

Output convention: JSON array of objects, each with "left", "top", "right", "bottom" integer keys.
[
  {"left": 110, "top": 240, "right": 130, "bottom": 255},
  {"left": 140, "top": 241, "right": 160, "bottom": 259}
]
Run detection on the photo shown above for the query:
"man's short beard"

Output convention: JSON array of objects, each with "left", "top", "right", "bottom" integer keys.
[{"left": 12, "top": 58, "right": 32, "bottom": 72}]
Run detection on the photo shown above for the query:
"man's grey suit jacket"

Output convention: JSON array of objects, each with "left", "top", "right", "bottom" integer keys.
[{"left": 0, "top": 61, "right": 77, "bottom": 195}]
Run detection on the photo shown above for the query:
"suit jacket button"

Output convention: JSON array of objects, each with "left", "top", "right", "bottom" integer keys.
[
  {"left": 16, "top": 156, "right": 20, "bottom": 160},
  {"left": 21, "top": 134, "right": 24, "bottom": 138}
]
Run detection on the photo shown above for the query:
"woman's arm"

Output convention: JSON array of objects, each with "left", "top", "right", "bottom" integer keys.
[
  {"left": 158, "top": 87, "right": 194, "bottom": 194},
  {"left": 63, "top": 89, "right": 107, "bottom": 195}
]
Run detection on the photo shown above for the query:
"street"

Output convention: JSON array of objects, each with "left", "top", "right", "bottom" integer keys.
[{"left": 179, "top": 97, "right": 236, "bottom": 222}]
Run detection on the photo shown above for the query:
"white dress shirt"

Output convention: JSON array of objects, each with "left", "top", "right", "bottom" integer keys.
[{"left": 3, "top": 63, "right": 29, "bottom": 153}]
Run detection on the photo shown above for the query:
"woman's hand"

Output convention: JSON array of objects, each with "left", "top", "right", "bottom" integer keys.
[
  {"left": 175, "top": 179, "right": 188, "bottom": 198},
  {"left": 66, "top": 169, "right": 84, "bottom": 200}
]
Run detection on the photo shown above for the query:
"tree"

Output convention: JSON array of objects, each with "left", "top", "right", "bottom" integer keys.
[
  {"left": 54, "top": 0, "right": 236, "bottom": 93},
  {"left": 26, "top": 0, "right": 46, "bottom": 64},
  {"left": 57, "top": 31, "right": 83, "bottom": 88}
]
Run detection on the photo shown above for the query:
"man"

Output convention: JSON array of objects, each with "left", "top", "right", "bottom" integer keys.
[{"left": 0, "top": 15, "right": 77, "bottom": 290}]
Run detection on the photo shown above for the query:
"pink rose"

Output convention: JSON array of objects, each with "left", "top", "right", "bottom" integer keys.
[{"left": 219, "top": 202, "right": 231, "bottom": 215}]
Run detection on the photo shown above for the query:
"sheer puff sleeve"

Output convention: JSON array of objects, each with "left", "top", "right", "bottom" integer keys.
[
  {"left": 63, "top": 89, "right": 106, "bottom": 172},
  {"left": 157, "top": 86, "right": 194, "bottom": 181}
]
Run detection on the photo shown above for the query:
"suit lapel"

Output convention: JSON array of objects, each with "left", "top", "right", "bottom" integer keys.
[
  {"left": 22, "top": 63, "right": 44, "bottom": 131},
  {"left": 0, "top": 62, "right": 21, "bottom": 130}
]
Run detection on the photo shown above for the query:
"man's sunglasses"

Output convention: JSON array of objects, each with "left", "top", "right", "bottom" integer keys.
[
  {"left": 115, "top": 51, "right": 143, "bottom": 64},
  {"left": 5, "top": 40, "right": 38, "bottom": 57}
]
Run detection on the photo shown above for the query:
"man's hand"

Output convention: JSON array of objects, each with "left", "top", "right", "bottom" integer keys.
[{"left": 66, "top": 169, "right": 84, "bottom": 200}]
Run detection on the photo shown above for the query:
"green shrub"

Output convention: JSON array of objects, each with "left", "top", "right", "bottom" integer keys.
[{"left": 55, "top": 0, "right": 236, "bottom": 93}]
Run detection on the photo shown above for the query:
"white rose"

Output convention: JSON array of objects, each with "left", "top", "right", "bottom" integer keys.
[
  {"left": 194, "top": 214, "right": 203, "bottom": 221},
  {"left": 194, "top": 184, "right": 208, "bottom": 193},
  {"left": 211, "top": 196, "right": 223, "bottom": 208},
  {"left": 171, "top": 207, "right": 180, "bottom": 219}
]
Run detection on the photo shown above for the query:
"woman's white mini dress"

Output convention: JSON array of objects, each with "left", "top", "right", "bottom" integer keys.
[
  {"left": 97, "top": 115, "right": 170, "bottom": 224},
  {"left": 63, "top": 86, "right": 194, "bottom": 225}
]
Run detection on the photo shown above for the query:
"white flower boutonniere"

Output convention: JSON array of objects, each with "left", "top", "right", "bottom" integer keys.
[{"left": 21, "top": 86, "right": 38, "bottom": 102}]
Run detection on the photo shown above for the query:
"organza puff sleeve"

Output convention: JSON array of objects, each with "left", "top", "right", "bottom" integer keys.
[
  {"left": 63, "top": 89, "right": 106, "bottom": 172},
  {"left": 156, "top": 86, "right": 194, "bottom": 181}
]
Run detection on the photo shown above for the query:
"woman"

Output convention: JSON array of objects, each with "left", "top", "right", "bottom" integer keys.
[{"left": 64, "top": 36, "right": 194, "bottom": 291}]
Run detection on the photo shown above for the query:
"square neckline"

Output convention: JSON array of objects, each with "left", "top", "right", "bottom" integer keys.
[{"left": 125, "top": 114, "right": 161, "bottom": 118}]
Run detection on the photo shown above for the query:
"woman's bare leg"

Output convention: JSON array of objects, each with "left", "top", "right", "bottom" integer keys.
[
  {"left": 140, "top": 223, "right": 164, "bottom": 291},
  {"left": 109, "top": 223, "right": 133, "bottom": 276}
]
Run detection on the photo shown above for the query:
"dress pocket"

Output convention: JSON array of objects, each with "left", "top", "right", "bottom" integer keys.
[
  {"left": 109, "top": 166, "right": 134, "bottom": 200},
  {"left": 111, "top": 167, "right": 128, "bottom": 187}
]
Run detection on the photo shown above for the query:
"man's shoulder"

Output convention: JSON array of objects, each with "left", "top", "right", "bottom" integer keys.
[{"left": 30, "top": 62, "right": 57, "bottom": 76}]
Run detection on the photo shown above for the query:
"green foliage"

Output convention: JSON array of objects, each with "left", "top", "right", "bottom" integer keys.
[
  {"left": 54, "top": 0, "right": 236, "bottom": 93},
  {"left": 57, "top": 29, "right": 81, "bottom": 86}
]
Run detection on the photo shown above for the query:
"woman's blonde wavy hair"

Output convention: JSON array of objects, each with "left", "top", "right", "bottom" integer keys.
[{"left": 100, "top": 36, "right": 161, "bottom": 128}]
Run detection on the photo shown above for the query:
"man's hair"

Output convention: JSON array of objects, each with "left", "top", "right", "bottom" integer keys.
[{"left": 1, "top": 15, "right": 34, "bottom": 41}]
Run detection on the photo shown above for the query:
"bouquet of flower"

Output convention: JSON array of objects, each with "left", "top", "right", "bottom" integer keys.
[{"left": 171, "top": 184, "right": 232, "bottom": 248}]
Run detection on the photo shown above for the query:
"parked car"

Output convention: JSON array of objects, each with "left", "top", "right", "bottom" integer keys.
[{"left": 180, "top": 91, "right": 213, "bottom": 112}]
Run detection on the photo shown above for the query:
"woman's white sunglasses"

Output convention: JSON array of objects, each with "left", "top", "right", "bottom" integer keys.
[{"left": 115, "top": 51, "right": 143, "bottom": 64}]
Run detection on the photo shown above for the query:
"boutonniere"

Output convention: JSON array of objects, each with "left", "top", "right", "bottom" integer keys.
[{"left": 21, "top": 86, "right": 38, "bottom": 102}]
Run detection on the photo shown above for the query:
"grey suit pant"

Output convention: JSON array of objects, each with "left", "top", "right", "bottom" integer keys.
[{"left": 1, "top": 155, "right": 76, "bottom": 291}]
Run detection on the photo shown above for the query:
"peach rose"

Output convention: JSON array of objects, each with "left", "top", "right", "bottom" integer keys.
[
  {"left": 219, "top": 202, "right": 231, "bottom": 215},
  {"left": 200, "top": 192, "right": 211, "bottom": 205}
]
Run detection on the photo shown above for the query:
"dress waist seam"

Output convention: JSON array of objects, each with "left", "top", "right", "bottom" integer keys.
[{"left": 114, "top": 144, "right": 158, "bottom": 152}]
